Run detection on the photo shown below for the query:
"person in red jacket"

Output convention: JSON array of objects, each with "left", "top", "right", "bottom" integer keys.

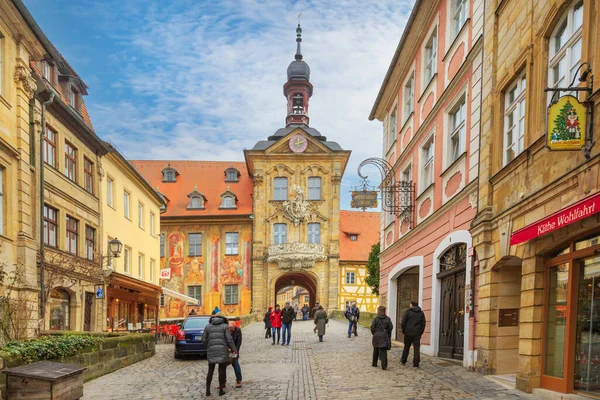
[{"left": 270, "top": 304, "right": 282, "bottom": 345}]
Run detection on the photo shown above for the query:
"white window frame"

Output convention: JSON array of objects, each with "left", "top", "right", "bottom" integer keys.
[
  {"left": 123, "top": 191, "right": 130, "bottom": 219},
  {"left": 452, "top": 0, "right": 468, "bottom": 39},
  {"left": 225, "top": 232, "right": 239, "bottom": 255},
  {"left": 106, "top": 177, "right": 114, "bottom": 208},
  {"left": 273, "top": 223, "right": 287, "bottom": 245},
  {"left": 448, "top": 97, "right": 466, "bottom": 165},
  {"left": 503, "top": 72, "right": 527, "bottom": 166},
  {"left": 221, "top": 196, "right": 235, "bottom": 209},
  {"left": 307, "top": 223, "right": 320, "bottom": 244},
  {"left": 403, "top": 74, "right": 414, "bottom": 123},
  {"left": 273, "top": 177, "right": 288, "bottom": 201},
  {"left": 150, "top": 212, "right": 155, "bottom": 236},
  {"left": 124, "top": 247, "right": 131, "bottom": 274},
  {"left": 138, "top": 253, "right": 144, "bottom": 279},
  {"left": 346, "top": 272, "right": 356, "bottom": 285},
  {"left": 224, "top": 284, "right": 239, "bottom": 305},
  {"left": 547, "top": 1, "right": 583, "bottom": 102},
  {"left": 402, "top": 163, "right": 412, "bottom": 184},
  {"left": 424, "top": 29, "right": 437, "bottom": 84},
  {"left": 138, "top": 203, "right": 144, "bottom": 229},
  {"left": 150, "top": 259, "right": 155, "bottom": 283},
  {"left": 188, "top": 233, "right": 202, "bottom": 256},
  {"left": 421, "top": 135, "right": 434, "bottom": 189},
  {"left": 307, "top": 177, "right": 321, "bottom": 200},
  {"left": 387, "top": 106, "right": 398, "bottom": 151},
  {"left": 189, "top": 196, "right": 203, "bottom": 209},
  {"left": 188, "top": 285, "right": 202, "bottom": 303}
]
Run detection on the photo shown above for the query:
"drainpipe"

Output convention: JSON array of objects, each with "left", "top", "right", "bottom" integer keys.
[{"left": 39, "top": 92, "right": 55, "bottom": 325}]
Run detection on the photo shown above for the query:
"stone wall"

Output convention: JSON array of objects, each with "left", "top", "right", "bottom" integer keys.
[
  {"left": 330, "top": 310, "right": 377, "bottom": 329},
  {"left": 0, "top": 333, "right": 155, "bottom": 399}
]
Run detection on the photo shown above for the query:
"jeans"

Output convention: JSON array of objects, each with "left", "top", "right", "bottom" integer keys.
[
  {"left": 302, "top": 313, "right": 308, "bottom": 321},
  {"left": 282, "top": 322, "right": 292, "bottom": 344},
  {"left": 348, "top": 320, "right": 358, "bottom": 336},
  {"left": 372, "top": 347, "right": 388, "bottom": 369},
  {"left": 231, "top": 358, "right": 242, "bottom": 382},
  {"left": 401, "top": 335, "right": 421, "bottom": 367},
  {"left": 207, "top": 363, "right": 227, "bottom": 390},
  {"left": 272, "top": 327, "right": 281, "bottom": 343}
]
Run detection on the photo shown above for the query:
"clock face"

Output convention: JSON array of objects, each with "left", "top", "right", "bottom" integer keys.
[{"left": 289, "top": 134, "right": 308, "bottom": 153}]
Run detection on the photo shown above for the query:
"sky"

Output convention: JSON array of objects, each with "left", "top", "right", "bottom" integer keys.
[{"left": 24, "top": 0, "right": 415, "bottom": 209}]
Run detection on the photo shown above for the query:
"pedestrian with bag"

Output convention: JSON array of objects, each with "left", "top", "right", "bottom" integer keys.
[
  {"left": 228, "top": 321, "right": 243, "bottom": 389},
  {"left": 263, "top": 306, "right": 272, "bottom": 339},
  {"left": 202, "top": 312, "right": 237, "bottom": 396},
  {"left": 269, "top": 304, "right": 282, "bottom": 345},
  {"left": 280, "top": 301, "right": 295, "bottom": 345},
  {"left": 400, "top": 300, "right": 426, "bottom": 368},
  {"left": 345, "top": 301, "right": 360, "bottom": 338},
  {"left": 371, "top": 305, "right": 393, "bottom": 370},
  {"left": 313, "top": 305, "right": 328, "bottom": 342}
]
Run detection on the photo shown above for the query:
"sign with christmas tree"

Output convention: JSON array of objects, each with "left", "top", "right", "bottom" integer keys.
[{"left": 547, "top": 95, "right": 587, "bottom": 151}]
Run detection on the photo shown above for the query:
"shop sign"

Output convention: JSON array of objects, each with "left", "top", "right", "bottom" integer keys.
[
  {"left": 547, "top": 95, "right": 587, "bottom": 151},
  {"left": 350, "top": 190, "right": 378, "bottom": 210},
  {"left": 510, "top": 192, "right": 600, "bottom": 245},
  {"left": 160, "top": 268, "right": 171, "bottom": 280}
]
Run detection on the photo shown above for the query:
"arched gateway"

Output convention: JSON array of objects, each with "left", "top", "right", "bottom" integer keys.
[{"left": 274, "top": 271, "right": 318, "bottom": 310}]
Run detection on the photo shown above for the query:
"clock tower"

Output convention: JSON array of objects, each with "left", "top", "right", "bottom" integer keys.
[{"left": 244, "top": 25, "right": 350, "bottom": 313}]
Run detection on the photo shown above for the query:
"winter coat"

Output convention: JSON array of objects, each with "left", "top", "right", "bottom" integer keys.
[
  {"left": 231, "top": 327, "right": 242, "bottom": 356},
  {"left": 371, "top": 314, "right": 393, "bottom": 349},
  {"left": 345, "top": 305, "right": 360, "bottom": 321},
  {"left": 281, "top": 307, "right": 295, "bottom": 324},
  {"left": 301, "top": 306, "right": 309, "bottom": 315},
  {"left": 314, "top": 309, "right": 328, "bottom": 336},
  {"left": 264, "top": 311, "right": 272, "bottom": 329},
  {"left": 201, "top": 316, "right": 237, "bottom": 364},
  {"left": 270, "top": 310, "right": 282, "bottom": 328},
  {"left": 401, "top": 306, "right": 426, "bottom": 337}
]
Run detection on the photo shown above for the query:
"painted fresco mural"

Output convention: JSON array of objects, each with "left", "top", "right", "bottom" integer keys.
[{"left": 159, "top": 223, "right": 252, "bottom": 319}]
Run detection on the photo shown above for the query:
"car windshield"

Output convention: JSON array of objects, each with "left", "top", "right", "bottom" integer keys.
[{"left": 183, "top": 317, "right": 210, "bottom": 330}]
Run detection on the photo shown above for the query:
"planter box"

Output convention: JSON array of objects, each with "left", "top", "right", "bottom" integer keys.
[{"left": 3, "top": 361, "right": 86, "bottom": 400}]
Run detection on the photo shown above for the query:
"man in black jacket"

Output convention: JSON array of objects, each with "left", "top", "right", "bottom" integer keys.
[
  {"left": 228, "top": 321, "right": 243, "bottom": 388},
  {"left": 400, "top": 300, "right": 426, "bottom": 368},
  {"left": 281, "top": 301, "right": 295, "bottom": 346}
]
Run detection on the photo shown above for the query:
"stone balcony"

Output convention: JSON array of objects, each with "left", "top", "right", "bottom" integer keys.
[{"left": 267, "top": 242, "right": 327, "bottom": 270}]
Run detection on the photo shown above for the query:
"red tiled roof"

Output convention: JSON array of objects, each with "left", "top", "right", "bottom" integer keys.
[
  {"left": 130, "top": 160, "right": 253, "bottom": 218},
  {"left": 339, "top": 210, "right": 380, "bottom": 262}
]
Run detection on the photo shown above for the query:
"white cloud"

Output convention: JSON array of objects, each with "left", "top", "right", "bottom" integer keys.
[{"left": 85, "top": 0, "right": 415, "bottom": 208}]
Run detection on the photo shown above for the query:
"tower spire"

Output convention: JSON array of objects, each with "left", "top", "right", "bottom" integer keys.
[{"left": 295, "top": 23, "right": 303, "bottom": 61}]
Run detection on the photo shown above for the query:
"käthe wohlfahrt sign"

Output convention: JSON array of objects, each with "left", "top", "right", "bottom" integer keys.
[
  {"left": 510, "top": 192, "right": 600, "bottom": 245},
  {"left": 547, "top": 95, "right": 587, "bottom": 151}
]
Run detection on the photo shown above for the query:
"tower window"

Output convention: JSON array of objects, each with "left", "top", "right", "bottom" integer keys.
[{"left": 292, "top": 93, "right": 304, "bottom": 115}]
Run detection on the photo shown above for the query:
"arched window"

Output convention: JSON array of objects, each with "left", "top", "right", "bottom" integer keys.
[
  {"left": 292, "top": 93, "right": 304, "bottom": 114},
  {"left": 224, "top": 167, "right": 240, "bottom": 182},
  {"left": 161, "top": 164, "right": 179, "bottom": 183},
  {"left": 49, "top": 289, "right": 70, "bottom": 331},
  {"left": 548, "top": 1, "right": 583, "bottom": 98},
  {"left": 222, "top": 196, "right": 234, "bottom": 208},
  {"left": 439, "top": 243, "right": 467, "bottom": 273},
  {"left": 219, "top": 189, "right": 237, "bottom": 209},
  {"left": 187, "top": 186, "right": 206, "bottom": 210},
  {"left": 190, "top": 196, "right": 203, "bottom": 209}
]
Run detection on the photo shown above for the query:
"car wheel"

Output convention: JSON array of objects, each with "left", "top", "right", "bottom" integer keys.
[{"left": 174, "top": 352, "right": 181, "bottom": 359}]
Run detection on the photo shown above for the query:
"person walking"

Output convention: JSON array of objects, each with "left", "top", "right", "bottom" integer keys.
[
  {"left": 263, "top": 306, "right": 272, "bottom": 339},
  {"left": 345, "top": 301, "right": 360, "bottom": 338},
  {"left": 313, "top": 305, "right": 328, "bottom": 342},
  {"left": 301, "top": 304, "right": 309, "bottom": 321},
  {"left": 311, "top": 302, "right": 320, "bottom": 318},
  {"left": 293, "top": 304, "right": 299, "bottom": 321},
  {"left": 400, "top": 300, "right": 426, "bottom": 368},
  {"left": 202, "top": 312, "right": 237, "bottom": 396},
  {"left": 269, "top": 304, "right": 282, "bottom": 345},
  {"left": 371, "top": 305, "right": 393, "bottom": 370},
  {"left": 281, "top": 301, "right": 295, "bottom": 346},
  {"left": 228, "top": 321, "right": 243, "bottom": 389}
]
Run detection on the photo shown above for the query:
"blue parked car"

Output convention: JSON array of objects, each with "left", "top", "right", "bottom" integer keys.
[{"left": 174, "top": 316, "right": 211, "bottom": 359}]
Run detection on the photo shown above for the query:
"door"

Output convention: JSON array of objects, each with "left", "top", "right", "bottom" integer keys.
[
  {"left": 437, "top": 244, "right": 467, "bottom": 361},
  {"left": 83, "top": 292, "right": 93, "bottom": 331},
  {"left": 395, "top": 267, "right": 420, "bottom": 341}
]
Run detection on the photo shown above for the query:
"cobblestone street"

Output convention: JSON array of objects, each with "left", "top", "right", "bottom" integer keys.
[{"left": 83, "top": 319, "right": 534, "bottom": 399}]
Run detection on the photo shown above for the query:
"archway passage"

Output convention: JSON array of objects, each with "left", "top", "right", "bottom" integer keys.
[{"left": 274, "top": 272, "right": 317, "bottom": 312}]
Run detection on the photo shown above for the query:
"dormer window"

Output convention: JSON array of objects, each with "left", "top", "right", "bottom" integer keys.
[
  {"left": 219, "top": 188, "right": 238, "bottom": 209},
  {"left": 43, "top": 62, "right": 55, "bottom": 85},
  {"left": 292, "top": 93, "right": 304, "bottom": 114},
  {"left": 70, "top": 87, "right": 79, "bottom": 110},
  {"left": 187, "top": 186, "right": 206, "bottom": 210},
  {"left": 224, "top": 167, "right": 240, "bottom": 182},
  {"left": 161, "top": 164, "right": 179, "bottom": 183},
  {"left": 155, "top": 187, "right": 168, "bottom": 213},
  {"left": 350, "top": 234, "right": 358, "bottom": 241}
]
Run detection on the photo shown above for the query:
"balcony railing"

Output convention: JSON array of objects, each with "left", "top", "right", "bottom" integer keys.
[{"left": 267, "top": 242, "right": 327, "bottom": 270}]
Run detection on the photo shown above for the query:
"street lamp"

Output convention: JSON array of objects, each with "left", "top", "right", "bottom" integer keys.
[{"left": 108, "top": 238, "right": 123, "bottom": 259}]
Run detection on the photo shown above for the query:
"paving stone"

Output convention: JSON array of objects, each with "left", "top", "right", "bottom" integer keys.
[{"left": 82, "top": 319, "right": 534, "bottom": 399}]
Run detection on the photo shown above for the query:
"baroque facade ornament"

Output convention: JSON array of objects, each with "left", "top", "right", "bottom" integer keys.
[
  {"left": 267, "top": 242, "right": 327, "bottom": 270},
  {"left": 283, "top": 185, "right": 310, "bottom": 226},
  {"left": 14, "top": 65, "right": 37, "bottom": 98}
]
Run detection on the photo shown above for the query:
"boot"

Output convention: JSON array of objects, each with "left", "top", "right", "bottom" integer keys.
[
  {"left": 206, "top": 388, "right": 211, "bottom": 396},
  {"left": 219, "top": 388, "right": 225, "bottom": 396}
]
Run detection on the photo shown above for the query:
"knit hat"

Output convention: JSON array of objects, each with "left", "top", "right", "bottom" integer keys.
[{"left": 268, "top": 306, "right": 273, "bottom": 310}]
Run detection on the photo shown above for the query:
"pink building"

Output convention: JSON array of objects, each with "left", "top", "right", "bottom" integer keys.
[{"left": 369, "top": 0, "right": 483, "bottom": 367}]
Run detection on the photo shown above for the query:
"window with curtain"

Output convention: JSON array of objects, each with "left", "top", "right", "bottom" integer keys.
[
  {"left": 188, "top": 233, "right": 202, "bottom": 256},
  {"left": 449, "top": 99, "right": 466, "bottom": 164},
  {"left": 273, "top": 223, "right": 287, "bottom": 244},
  {"left": 308, "top": 177, "right": 321, "bottom": 200},
  {"left": 504, "top": 72, "right": 526, "bottom": 165},
  {"left": 424, "top": 29, "right": 437, "bottom": 83},
  {"left": 307, "top": 223, "right": 320, "bottom": 244},
  {"left": 225, "top": 232, "right": 239, "bottom": 255},
  {"left": 274, "top": 177, "right": 288, "bottom": 201},
  {"left": 66, "top": 216, "right": 78, "bottom": 254}
]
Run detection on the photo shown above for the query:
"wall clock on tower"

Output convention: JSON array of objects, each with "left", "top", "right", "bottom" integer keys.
[{"left": 289, "top": 133, "right": 308, "bottom": 153}]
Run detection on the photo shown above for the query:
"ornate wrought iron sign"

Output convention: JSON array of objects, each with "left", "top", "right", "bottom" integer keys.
[
  {"left": 350, "top": 188, "right": 378, "bottom": 210},
  {"left": 352, "top": 157, "right": 415, "bottom": 227},
  {"left": 545, "top": 63, "right": 594, "bottom": 158}
]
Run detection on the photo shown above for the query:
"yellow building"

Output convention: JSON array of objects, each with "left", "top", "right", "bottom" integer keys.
[
  {"left": 471, "top": 0, "right": 600, "bottom": 396},
  {"left": 132, "top": 161, "right": 254, "bottom": 318},
  {"left": 101, "top": 145, "right": 164, "bottom": 331},
  {"left": 338, "top": 211, "right": 380, "bottom": 313},
  {"left": 245, "top": 25, "right": 350, "bottom": 312}
]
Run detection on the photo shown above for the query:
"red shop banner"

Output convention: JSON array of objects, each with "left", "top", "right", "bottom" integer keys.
[{"left": 510, "top": 192, "right": 600, "bottom": 246}]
